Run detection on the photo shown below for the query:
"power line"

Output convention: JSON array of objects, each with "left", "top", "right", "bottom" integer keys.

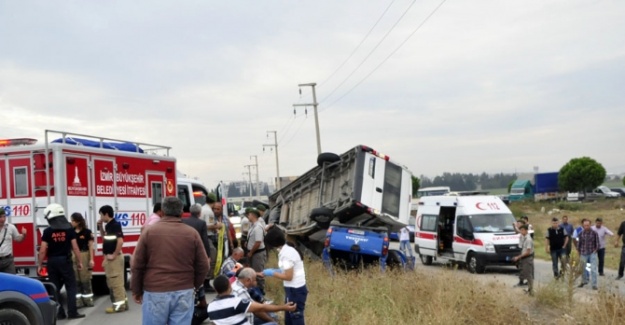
[
  {"left": 321, "top": 0, "right": 448, "bottom": 112},
  {"left": 319, "top": 0, "right": 397, "bottom": 87},
  {"left": 319, "top": 0, "right": 417, "bottom": 104},
  {"left": 279, "top": 116, "right": 308, "bottom": 149}
]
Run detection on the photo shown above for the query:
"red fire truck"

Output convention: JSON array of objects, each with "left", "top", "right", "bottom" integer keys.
[{"left": 0, "top": 130, "right": 210, "bottom": 293}]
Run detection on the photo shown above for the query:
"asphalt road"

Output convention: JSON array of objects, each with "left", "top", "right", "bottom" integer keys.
[{"left": 58, "top": 243, "right": 624, "bottom": 324}]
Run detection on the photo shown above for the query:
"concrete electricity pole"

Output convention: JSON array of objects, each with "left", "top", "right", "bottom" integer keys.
[
  {"left": 244, "top": 164, "right": 254, "bottom": 198},
  {"left": 250, "top": 155, "right": 260, "bottom": 197},
  {"left": 263, "top": 131, "right": 281, "bottom": 190},
  {"left": 293, "top": 82, "right": 321, "bottom": 155}
]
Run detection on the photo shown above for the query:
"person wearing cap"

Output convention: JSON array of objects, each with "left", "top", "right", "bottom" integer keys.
[
  {"left": 246, "top": 208, "right": 267, "bottom": 294},
  {"left": 591, "top": 217, "right": 614, "bottom": 276},
  {"left": 97, "top": 205, "right": 128, "bottom": 313},
  {"left": 0, "top": 208, "right": 27, "bottom": 274},
  {"left": 256, "top": 204, "right": 269, "bottom": 224},
  {"left": 37, "top": 203, "right": 85, "bottom": 319},
  {"left": 512, "top": 224, "right": 534, "bottom": 295}
]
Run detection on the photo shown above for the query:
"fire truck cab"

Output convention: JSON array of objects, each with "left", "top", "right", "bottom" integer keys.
[{"left": 0, "top": 130, "right": 208, "bottom": 293}]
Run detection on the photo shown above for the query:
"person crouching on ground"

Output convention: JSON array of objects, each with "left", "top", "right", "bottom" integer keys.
[{"left": 207, "top": 275, "right": 296, "bottom": 325}]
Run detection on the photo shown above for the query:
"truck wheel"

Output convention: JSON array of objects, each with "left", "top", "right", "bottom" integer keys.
[
  {"left": 467, "top": 253, "right": 485, "bottom": 274},
  {"left": 416, "top": 246, "right": 432, "bottom": 265},
  {"left": 0, "top": 309, "right": 29, "bottom": 325},
  {"left": 386, "top": 251, "right": 404, "bottom": 270},
  {"left": 310, "top": 207, "right": 333, "bottom": 229},
  {"left": 124, "top": 255, "right": 131, "bottom": 290},
  {"left": 317, "top": 153, "right": 340, "bottom": 167}
]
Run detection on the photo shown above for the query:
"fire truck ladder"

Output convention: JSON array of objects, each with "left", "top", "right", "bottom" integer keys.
[
  {"left": 44, "top": 129, "right": 172, "bottom": 156},
  {"left": 31, "top": 147, "right": 53, "bottom": 227}
]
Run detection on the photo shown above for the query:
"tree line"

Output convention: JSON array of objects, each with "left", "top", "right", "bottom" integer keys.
[{"left": 418, "top": 172, "right": 517, "bottom": 191}]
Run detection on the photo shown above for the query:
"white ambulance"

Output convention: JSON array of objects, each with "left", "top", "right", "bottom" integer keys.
[
  {"left": 0, "top": 130, "right": 209, "bottom": 293},
  {"left": 413, "top": 195, "right": 520, "bottom": 273}
]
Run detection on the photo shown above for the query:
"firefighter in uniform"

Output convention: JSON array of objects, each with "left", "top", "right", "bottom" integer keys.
[
  {"left": 97, "top": 205, "right": 129, "bottom": 313},
  {"left": 37, "top": 203, "right": 86, "bottom": 320},
  {"left": 71, "top": 212, "right": 95, "bottom": 307}
]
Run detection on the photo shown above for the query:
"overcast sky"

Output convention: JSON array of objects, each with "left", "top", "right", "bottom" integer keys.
[{"left": 1, "top": 0, "right": 624, "bottom": 190}]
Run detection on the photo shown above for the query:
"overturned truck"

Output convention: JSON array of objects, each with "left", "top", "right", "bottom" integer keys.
[{"left": 267, "top": 145, "right": 414, "bottom": 270}]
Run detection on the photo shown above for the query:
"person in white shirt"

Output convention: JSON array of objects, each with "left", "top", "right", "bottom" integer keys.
[
  {"left": 399, "top": 226, "right": 413, "bottom": 258},
  {"left": 0, "top": 209, "right": 27, "bottom": 274},
  {"left": 592, "top": 217, "right": 614, "bottom": 276},
  {"left": 262, "top": 227, "right": 307, "bottom": 325}
]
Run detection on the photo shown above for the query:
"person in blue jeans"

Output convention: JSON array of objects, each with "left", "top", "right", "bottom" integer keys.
[
  {"left": 576, "top": 219, "right": 600, "bottom": 290},
  {"left": 263, "top": 227, "right": 308, "bottom": 325},
  {"left": 545, "top": 217, "right": 569, "bottom": 278},
  {"left": 399, "top": 226, "right": 413, "bottom": 258}
]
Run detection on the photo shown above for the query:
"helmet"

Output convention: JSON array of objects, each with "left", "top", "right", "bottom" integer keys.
[{"left": 44, "top": 203, "right": 65, "bottom": 220}]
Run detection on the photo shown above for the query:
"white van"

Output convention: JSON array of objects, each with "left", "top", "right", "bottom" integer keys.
[{"left": 414, "top": 195, "right": 520, "bottom": 273}]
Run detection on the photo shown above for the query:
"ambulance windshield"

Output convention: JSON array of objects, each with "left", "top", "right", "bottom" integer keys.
[{"left": 467, "top": 214, "right": 516, "bottom": 233}]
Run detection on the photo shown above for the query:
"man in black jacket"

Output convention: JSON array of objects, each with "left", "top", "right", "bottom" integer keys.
[
  {"left": 183, "top": 204, "right": 211, "bottom": 262},
  {"left": 545, "top": 217, "right": 569, "bottom": 278}
]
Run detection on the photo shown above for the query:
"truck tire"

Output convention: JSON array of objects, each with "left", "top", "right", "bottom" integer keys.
[
  {"left": 310, "top": 207, "right": 333, "bottom": 229},
  {"left": 317, "top": 153, "right": 340, "bottom": 167},
  {"left": 467, "top": 253, "right": 485, "bottom": 274},
  {"left": 124, "top": 255, "right": 131, "bottom": 290},
  {"left": 92, "top": 274, "right": 109, "bottom": 295},
  {"left": 0, "top": 309, "right": 29, "bottom": 325}
]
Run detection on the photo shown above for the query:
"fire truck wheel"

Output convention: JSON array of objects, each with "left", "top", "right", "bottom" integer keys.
[
  {"left": 124, "top": 255, "right": 131, "bottom": 290},
  {"left": 92, "top": 275, "right": 109, "bottom": 296},
  {"left": 317, "top": 153, "right": 340, "bottom": 167},
  {"left": 0, "top": 308, "right": 29, "bottom": 325}
]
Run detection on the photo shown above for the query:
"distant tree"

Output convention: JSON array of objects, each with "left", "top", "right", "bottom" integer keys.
[
  {"left": 558, "top": 157, "right": 606, "bottom": 193},
  {"left": 411, "top": 176, "right": 420, "bottom": 197},
  {"left": 507, "top": 180, "right": 514, "bottom": 193},
  {"left": 623, "top": 176, "right": 625, "bottom": 186}
]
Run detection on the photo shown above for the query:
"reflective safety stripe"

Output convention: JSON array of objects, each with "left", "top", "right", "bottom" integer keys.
[
  {"left": 103, "top": 235, "right": 118, "bottom": 240},
  {"left": 75, "top": 294, "right": 82, "bottom": 298},
  {"left": 82, "top": 294, "right": 94, "bottom": 298},
  {"left": 113, "top": 300, "right": 126, "bottom": 306}
]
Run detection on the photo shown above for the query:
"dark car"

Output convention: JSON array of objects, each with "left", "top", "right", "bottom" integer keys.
[
  {"left": 0, "top": 273, "right": 57, "bottom": 325},
  {"left": 610, "top": 188, "right": 625, "bottom": 197}
]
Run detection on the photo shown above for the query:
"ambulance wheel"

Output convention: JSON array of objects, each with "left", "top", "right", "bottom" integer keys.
[
  {"left": 467, "top": 253, "right": 485, "bottom": 274},
  {"left": 92, "top": 275, "right": 110, "bottom": 296},
  {"left": 317, "top": 153, "right": 340, "bottom": 167},
  {"left": 0, "top": 309, "right": 29, "bottom": 325},
  {"left": 416, "top": 246, "right": 432, "bottom": 265}
]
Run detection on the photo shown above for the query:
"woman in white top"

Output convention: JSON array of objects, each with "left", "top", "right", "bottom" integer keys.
[{"left": 263, "top": 227, "right": 307, "bottom": 325}]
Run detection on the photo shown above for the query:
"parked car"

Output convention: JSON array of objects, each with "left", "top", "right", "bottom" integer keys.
[
  {"left": 0, "top": 273, "right": 57, "bottom": 325},
  {"left": 595, "top": 186, "right": 621, "bottom": 198},
  {"left": 610, "top": 187, "right": 625, "bottom": 197}
]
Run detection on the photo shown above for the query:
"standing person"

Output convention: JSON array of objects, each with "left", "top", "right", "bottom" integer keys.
[
  {"left": 207, "top": 275, "right": 296, "bottom": 325},
  {"left": 211, "top": 202, "right": 233, "bottom": 278},
  {"left": 615, "top": 219, "right": 625, "bottom": 280},
  {"left": 521, "top": 216, "right": 534, "bottom": 239},
  {"left": 591, "top": 217, "right": 614, "bottom": 276},
  {"left": 145, "top": 202, "right": 164, "bottom": 228},
  {"left": 399, "top": 225, "right": 413, "bottom": 259},
  {"left": 183, "top": 204, "right": 211, "bottom": 260},
  {"left": 512, "top": 224, "right": 534, "bottom": 296},
  {"left": 97, "top": 205, "right": 128, "bottom": 313},
  {"left": 256, "top": 205, "right": 268, "bottom": 228},
  {"left": 263, "top": 227, "right": 308, "bottom": 325},
  {"left": 70, "top": 212, "right": 95, "bottom": 308},
  {"left": 545, "top": 217, "right": 568, "bottom": 278},
  {"left": 512, "top": 219, "right": 528, "bottom": 287},
  {"left": 37, "top": 203, "right": 85, "bottom": 319},
  {"left": 246, "top": 209, "right": 267, "bottom": 294},
  {"left": 0, "top": 208, "right": 27, "bottom": 274},
  {"left": 131, "top": 197, "right": 210, "bottom": 325},
  {"left": 576, "top": 219, "right": 600, "bottom": 290},
  {"left": 560, "top": 215, "right": 574, "bottom": 260}
]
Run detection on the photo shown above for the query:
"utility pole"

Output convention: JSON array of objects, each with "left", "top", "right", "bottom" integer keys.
[
  {"left": 263, "top": 131, "right": 281, "bottom": 190},
  {"left": 293, "top": 82, "right": 321, "bottom": 155},
  {"left": 250, "top": 155, "right": 260, "bottom": 197},
  {"left": 244, "top": 164, "right": 254, "bottom": 198}
]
